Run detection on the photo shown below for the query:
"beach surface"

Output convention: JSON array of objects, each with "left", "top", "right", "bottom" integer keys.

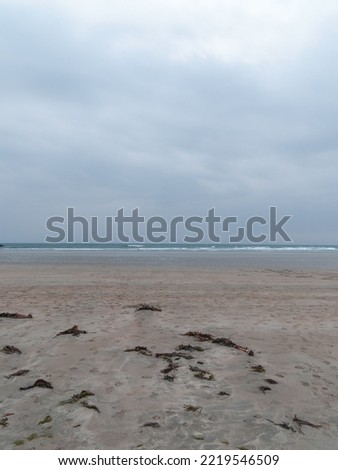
[{"left": 1, "top": 251, "right": 338, "bottom": 449}]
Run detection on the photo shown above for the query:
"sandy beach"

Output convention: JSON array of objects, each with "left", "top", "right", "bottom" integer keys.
[{"left": 1, "top": 252, "right": 338, "bottom": 450}]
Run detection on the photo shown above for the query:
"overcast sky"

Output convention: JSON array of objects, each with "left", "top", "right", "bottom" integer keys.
[{"left": 1, "top": 0, "right": 338, "bottom": 243}]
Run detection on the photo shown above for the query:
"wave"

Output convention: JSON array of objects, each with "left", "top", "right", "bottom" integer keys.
[{"left": 1, "top": 244, "right": 338, "bottom": 252}]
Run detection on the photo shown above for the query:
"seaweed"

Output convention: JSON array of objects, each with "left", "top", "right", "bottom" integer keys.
[
  {"left": 251, "top": 365, "right": 266, "bottom": 373},
  {"left": 265, "top": 378, "right": 278, "bottom": 384},
  {"left": 0, "top": 313, "right": 32, "bottom": 319},
  {"left": 38, "top": 415, "right": 52, "bottom": 425},
  {"left": 184, "top": 405, "right": 201, "bottom": 412},
  {"left": 14, "top": 440, "right": 25, "bottom": 446},
  {"left": 259, "top": 386, "right": 271, "bottom": 394},
  {"left": 20, "top": 379, "right": 53, "bottom": 391},
  {"left": 155, "top": 352, "right": 193, "bottom": 360},
  {"left": 163, "top": 375, "right": 175, "bottom": 382},
  {"left": 134, "top": 304, "right": 162, "bottom": 312},
  {"left": 2, "top": 345, "right": 22, "bottom": 354},
  {"left": 190, "top": 365, "right": 214, "bottom": 381},
  {"left": 293, "top": 415, "right": 323, "bottom": 431},
  {"left": 160, "top": 362, "right": 180, "bottom": 374},
  {"left": 5, "top": 369, "right": 30, "bottom": 379},
  {"left": 183, "top": 331, "right": 214, "bottom": 341},
  {"left": 125, "top": 346, "right": 153, "bottom": 356},
  {"left": 142, "top": 422, "right": 161, "bottom": 428},
  {"left": 55, "top": 325, "right": 87, "bottom": 337},
  {"left": 266, "top": 418, "right": 297, "bottom": 433},
  {"left": 212, "top": 337, "right": 254, "bottom": 356},
  {"left": 183, "top": 331, "right": 254, "bottom": 355},
  {"left": 81, "top": 401, "right": 100, "bottom": 413},
  {"left": 175, "top": 344, "right": 204, "bottom": 352},
  {"left": 0, "top": 418, "right": 8, "bottom": 427},
  {"left": 59, "top": 390, "right": 94, "bottom": 405}
]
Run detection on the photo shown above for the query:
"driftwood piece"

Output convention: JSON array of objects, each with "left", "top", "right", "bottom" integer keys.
[{"left": 55, "top": 325, "right": 87, "bottom": 337}]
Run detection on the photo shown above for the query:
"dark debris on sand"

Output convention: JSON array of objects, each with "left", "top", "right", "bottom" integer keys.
[
  {"left": 0, "top": 418, "right": 9, "bottom": 428},
  {"left": 55, "top": 325, "right": 87, "bottom": 337},
  {"left": 184, "top": 404, "right": 202, "bottom": 412},
  {"left": 266, "top": 415, "right": 323, "bottom": 434},
  {"left": 259, "top": 386, "right": 271, "bottom": 394},
  {"left": 265, "top": 378, "right": 278, "bottom": 384},
  {"left": 142, "top": 422, "right": 161, "bottom": 428},
  {"left": 59, "top": 390, "right": 95, "bottom": 405},
  {"left": 163, "top": 375, "right": 175, "bottom": 382},
  {"left": 5, "top": 369, "right": 30, "bottom": 379},
  {"left": 161, "top": 362, "right": 180, "bottom": 374},
  {"left": 81, "top": 400, "right": 100, "bottom": 413},
  {"left": 251, "top": 365, "right": 266, "bottom": 373},
  {"left": 175, "top": 344, "right": 204, "bottom": 352},
  {"left": 190, "top": 365, "right": 215, "bottom": 381},
  {"left": 293, "top": 415, "right": 323, "bottom": 433},
  {"left": 0, "top": 312, "right": 32, "bottom": 319},
  {"left": 125, "top": 346, "right": 153, "bottom": 356},
  {"left": 134, "top": 303, "right": 162, "bottom": 312},
  {"left": 155, "top": 352, "right": 193, "bottom": 360},
  {"left": 20, "top": 379, "right": 53, "bottom": 391},
  {"left": 183, "top": 331, "right": 254, "bottom": 356},
  {"left": 2, "top": 345, "right": 22, "bottom": 354},
  {"left": 266, "top": 418, "right": 297, "bottom": 433}
]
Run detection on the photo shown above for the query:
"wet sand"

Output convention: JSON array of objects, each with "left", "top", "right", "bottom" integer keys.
[{"left": 1, "top": 258, "right": 338, "bottom": 449}]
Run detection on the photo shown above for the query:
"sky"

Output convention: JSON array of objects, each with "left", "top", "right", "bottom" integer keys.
[{"left": 1, "top": 0, "right": 338, "bottom": 243}]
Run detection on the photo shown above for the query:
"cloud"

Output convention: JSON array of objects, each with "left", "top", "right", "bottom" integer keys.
[{"left": 1, "top": 1, "right": 338, "bottom": 242}]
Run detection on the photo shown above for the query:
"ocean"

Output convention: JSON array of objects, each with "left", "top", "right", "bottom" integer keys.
[{"left": 1, "top": 243, "right": 338, "bottom": 269}]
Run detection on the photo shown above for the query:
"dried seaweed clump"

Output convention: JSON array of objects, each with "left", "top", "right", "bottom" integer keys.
[
  {"left": 2, "top": 345, "right": 22, "bottom": 354},
  {"left": 0, "top": 312, "right": 32, "bottom": 319},
  {"left": 5, "top": 369, "right": 30, "bottom": 379},
  {"left": 134, "top": 303, "right": 162, "bottom": 312},
  {"left": 183, "top": 331, "right": 254, "bottom": 356},
  {"left": 20, "top": 379, "right": 53, "bottom": 391},
  {"left": 55, "top": 325, "right": 87, "bottom": 337},
  {"left": 125, "top": 346, "right": 153, "bottom": 356},
  {"left": 59, "top": 390, "right": 94, "bottom": 405}
]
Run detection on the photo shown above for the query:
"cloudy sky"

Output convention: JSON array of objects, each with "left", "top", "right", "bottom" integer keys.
[{"left": 1, "top": 0, "right": 338, "bottom": 243}]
